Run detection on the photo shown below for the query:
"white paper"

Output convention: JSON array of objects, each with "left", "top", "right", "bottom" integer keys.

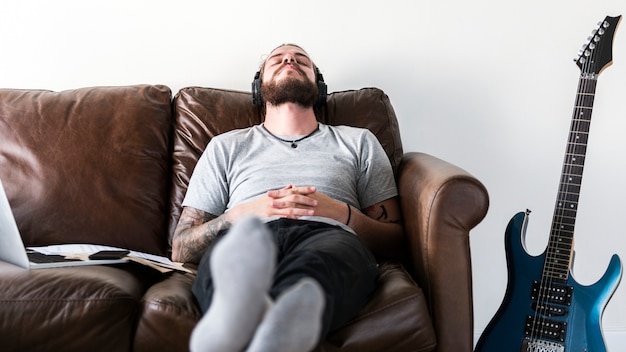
[{"left": 28, "top": 244, "right": 175, "bottom": 266}]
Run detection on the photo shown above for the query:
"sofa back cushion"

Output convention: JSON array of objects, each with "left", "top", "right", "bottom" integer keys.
[
  {"left": 0, "top": 85, "right": 172, "bottom": 255},
  {"left": 169, "top": 86, "right": 403, "bottom": 244}
]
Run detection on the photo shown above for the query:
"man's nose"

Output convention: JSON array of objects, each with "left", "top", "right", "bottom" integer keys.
[{"left": 282, "top": 55, "right": 296, "bottom": 64}]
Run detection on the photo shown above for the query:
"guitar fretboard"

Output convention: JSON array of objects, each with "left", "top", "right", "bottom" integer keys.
[{"left": 544, "top": 75, "right": 597, "bottom": 282}]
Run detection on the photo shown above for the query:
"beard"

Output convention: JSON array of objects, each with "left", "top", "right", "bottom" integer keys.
[{"left": 261, "top": 75, "right": 318, "bottom": 108}]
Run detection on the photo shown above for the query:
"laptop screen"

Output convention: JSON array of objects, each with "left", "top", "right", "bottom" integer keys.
[{"left": 0, "top": 178, "right": 31, "bottom": 269}]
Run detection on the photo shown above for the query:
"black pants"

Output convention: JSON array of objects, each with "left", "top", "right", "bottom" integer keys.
[{"left": 191, "top": 218, "right": 379, "bottom": 340}]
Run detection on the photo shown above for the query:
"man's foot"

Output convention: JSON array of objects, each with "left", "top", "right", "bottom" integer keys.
[
  {"left": 189, "top": 217, "right": 276, "bottom": 352},
  {"left": 246, "top": 277, "right": 325, "bottom": 352}
]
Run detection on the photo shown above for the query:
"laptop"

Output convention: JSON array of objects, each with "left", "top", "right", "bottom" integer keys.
[{"left": 0, "top": 179, "right": 128, "bottom": 269}]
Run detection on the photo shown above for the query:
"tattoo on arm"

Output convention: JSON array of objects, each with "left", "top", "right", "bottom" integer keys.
[
  {"left": 376, "top": 205, "right": 388, "bottom": 221},
  {"left": 173, "top": 208, "right": 231, "bottom": 263},
  {"left": 365, "top": 203, "right": 402, "bottom": 224}
]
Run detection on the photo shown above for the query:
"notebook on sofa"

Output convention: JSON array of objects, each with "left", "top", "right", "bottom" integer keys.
[{"left": 0, "top": 179, "right": 129, "bottom": 269}]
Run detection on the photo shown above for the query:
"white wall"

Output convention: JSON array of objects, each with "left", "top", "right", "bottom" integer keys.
[{"left": 2, "top": 0, "right": 625, "bottom": 348}]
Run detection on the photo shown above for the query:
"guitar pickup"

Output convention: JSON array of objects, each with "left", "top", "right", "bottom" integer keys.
[
  {"left": 531, "top": 302, "right": 568, "bottom": 317},
  {"left": 530, "top": 281, "right": 573, "bottom": 306},
  {"left": 525, "top": 316, "right": 567, "bottom": 342}
]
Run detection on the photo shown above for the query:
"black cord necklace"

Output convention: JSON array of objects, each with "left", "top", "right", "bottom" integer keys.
[{"left": 262, "top": 124, "right": 319, "bottom": 148}]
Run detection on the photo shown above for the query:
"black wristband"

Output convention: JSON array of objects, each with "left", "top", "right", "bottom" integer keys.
[{"left": 345, "top": 203, "right": 352, "bottom": 225}]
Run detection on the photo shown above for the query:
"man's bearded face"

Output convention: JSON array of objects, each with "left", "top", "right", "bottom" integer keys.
[{"left": 261, "top": 71, "right": 318, "bottom": 108}]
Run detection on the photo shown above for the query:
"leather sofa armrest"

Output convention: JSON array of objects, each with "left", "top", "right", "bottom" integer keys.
[{"left": 397, "top": 152, "right": 489, "bottom": 352}]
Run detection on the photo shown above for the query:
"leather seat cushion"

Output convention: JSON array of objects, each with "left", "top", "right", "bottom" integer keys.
[
  {"left": 0, "top": 262, "right": 154, "bottom": 352},
  {"left": 134, "top": 261, "right": 435, "bottom": 352},
  {"left": 320, "top": 261, "right": 436, "bottom": 351}
]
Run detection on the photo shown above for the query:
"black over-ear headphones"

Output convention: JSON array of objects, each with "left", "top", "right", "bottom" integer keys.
[{"left": 252, "top": 67, "right": 327, "bottom": 107}]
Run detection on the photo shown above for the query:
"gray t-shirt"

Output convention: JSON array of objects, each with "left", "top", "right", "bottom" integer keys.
[{"left": 182, "top": 123, "right": 398, "bottom": 230}]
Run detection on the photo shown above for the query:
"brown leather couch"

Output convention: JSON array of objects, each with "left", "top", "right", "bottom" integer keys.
[{"left": 0, "top": 85, "right": 489, "bottom": 352}]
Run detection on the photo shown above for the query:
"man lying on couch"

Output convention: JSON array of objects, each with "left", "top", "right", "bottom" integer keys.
[{"left": 172, "top": 43, "right": 404, "bottom": 352}]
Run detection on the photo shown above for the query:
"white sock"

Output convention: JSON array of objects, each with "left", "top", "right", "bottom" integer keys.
[
  {"left": 189, "top": 216, "right": 276, "bottom": 352},
  {"left": 246, "top": 277, "right": 325, "bottom": 352}
]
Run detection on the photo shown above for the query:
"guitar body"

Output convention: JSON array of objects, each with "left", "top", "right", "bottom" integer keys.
[{"left": 475, "top": 212, "right": 622, "bottom": 352}]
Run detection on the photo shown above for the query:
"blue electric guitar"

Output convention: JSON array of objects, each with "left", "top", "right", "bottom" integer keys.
[{"left": 475, "top": 16, "right": 623, "bottom": 352}]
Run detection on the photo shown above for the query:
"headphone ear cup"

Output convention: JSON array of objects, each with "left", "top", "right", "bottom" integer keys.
[
  {"left": 316, "top": 81, "right": 327, "bottom": 106},
  {"left": 315, "top": 70, "right": 327, "bottom": 106},
  {"left": 252, "top": 71, "right": 263, "bottom": 106}
]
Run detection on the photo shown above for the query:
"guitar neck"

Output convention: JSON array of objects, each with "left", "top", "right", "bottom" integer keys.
[{"left": 544, "top": 75, "right": 598, "bottom": 282}]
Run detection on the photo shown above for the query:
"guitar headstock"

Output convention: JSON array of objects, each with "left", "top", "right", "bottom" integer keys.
[{"left": 575, "top": 15, "right": 622, "bottom": 75}]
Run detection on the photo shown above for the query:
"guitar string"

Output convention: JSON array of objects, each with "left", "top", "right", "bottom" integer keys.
[
  {"left": 529, "top": 26, "right": 602, "bottom": 343},
  {"left": 533, "top": 70, "right": 587, "bottom": 342},
  {"left": 531, "top": 80, "right": 583, "bottom": 343}
]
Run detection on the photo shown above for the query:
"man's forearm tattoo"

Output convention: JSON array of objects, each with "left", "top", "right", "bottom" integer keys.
[
  {"left": 376, "top": 205, "right": 388, "bottom": 220},
  {"left": 174, "top": 208, "right": 231, "bottom": 263},
  {"left": 366, "top": 204, "right": 401, "bottom": 224}
]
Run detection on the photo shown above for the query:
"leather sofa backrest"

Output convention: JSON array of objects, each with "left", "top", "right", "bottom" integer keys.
[
  {"left": 0, "top": 85, "right": 173, "bottom": 255},
  {"left": 168, "top": 86, "right": 403, "bottom": 244}
]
